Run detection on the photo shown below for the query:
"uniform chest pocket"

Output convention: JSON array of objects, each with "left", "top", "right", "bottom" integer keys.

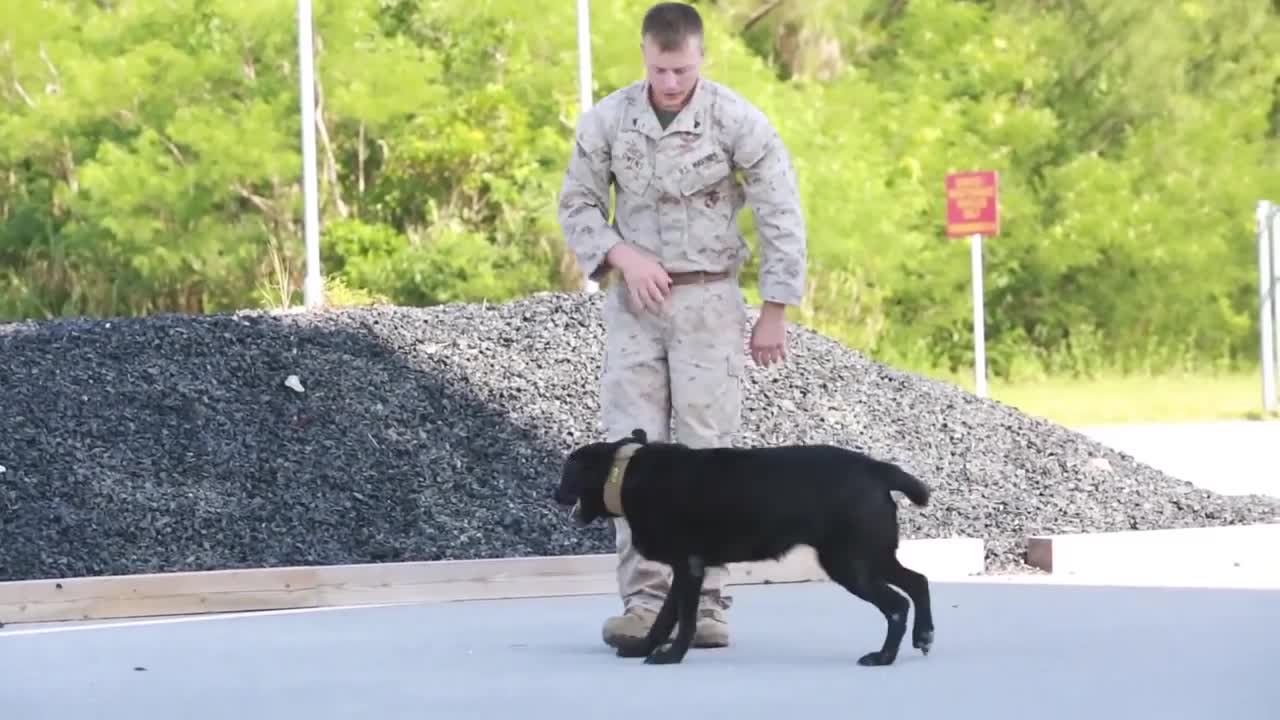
[
  {"left": 612, "top": 140, "right": 654, "bottom": 195},
  {"left": 679, "top": 156, "right": 732, "bottom": 198}
]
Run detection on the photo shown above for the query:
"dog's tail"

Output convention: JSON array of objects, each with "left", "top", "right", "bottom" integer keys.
[{"left": 875, "top": 459, "right": 931, "bottom": 507}]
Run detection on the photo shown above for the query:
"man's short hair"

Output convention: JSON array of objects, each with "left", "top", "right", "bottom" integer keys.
[{"left": 641, "top": 2, "right": 704, "bottom": 52}]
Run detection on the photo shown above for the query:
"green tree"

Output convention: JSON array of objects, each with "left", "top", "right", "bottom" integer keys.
[{"left": 2, "top": 0, "right": 1277, "bottom": 382}]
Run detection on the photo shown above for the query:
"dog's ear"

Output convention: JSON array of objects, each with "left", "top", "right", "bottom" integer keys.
[
  {"left": 562, "top": 451, "right": 592, "bottom": 480},
  {"left": 562, "top": 442, "right": 610, "bottom": 482},
  {"left": 562, "top": 453, "right": 581, "bottom": 475},
  {"left": 629, "top": 427, "right": 648, "bottom": 444}
]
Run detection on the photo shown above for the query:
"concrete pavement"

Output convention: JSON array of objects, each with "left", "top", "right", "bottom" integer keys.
[{"left": 2, "top": 580, "right": 1277, "bottom": 720}]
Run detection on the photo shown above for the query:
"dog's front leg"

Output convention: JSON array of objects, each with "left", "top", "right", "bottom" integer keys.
[
  {"left": 644, "top": 556, "right": 704, "bottom": 665},
  {"left": 617, "top": 588, "right": 679, "bottom": 659}
]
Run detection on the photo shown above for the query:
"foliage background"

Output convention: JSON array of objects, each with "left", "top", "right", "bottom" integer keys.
[{"left": 2, "top": 0, "right": 1278, "bottom": 382}]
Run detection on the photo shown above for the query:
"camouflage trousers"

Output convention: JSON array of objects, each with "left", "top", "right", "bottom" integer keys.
[{"left": 599, "top": 274, "right": 749, "bottom": 619}]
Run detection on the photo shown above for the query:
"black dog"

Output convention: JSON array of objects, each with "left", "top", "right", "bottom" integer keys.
[{"left": 554, "top": 428, "right": 935, "bottom": 666}]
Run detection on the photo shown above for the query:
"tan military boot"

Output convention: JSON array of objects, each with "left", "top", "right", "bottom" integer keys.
[
  {"left": 692, "top": 607, "right": 730, "bottom": 648},
  {"left": 602, "top": 605, "right": 659, "bottom": 650},
  {"left": 604, "top": 604, "right": 730, "bottom": 650}
]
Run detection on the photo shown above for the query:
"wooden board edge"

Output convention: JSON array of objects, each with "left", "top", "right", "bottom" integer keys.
[
  {"left": 1023, "top": 522, "right": 1280, "bottom": 576},
  {"left": 0, "top": 536, "right": 986, "bottom": 626},
  {"left": 1025, "top": 521, "right": 1280, "bottom": 545},
  {"left": 1025, "top": 537, "right": 1053, "bottom": 573}
]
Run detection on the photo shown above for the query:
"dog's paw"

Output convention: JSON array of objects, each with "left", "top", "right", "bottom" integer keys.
[
  {"left": 913, "top": 629, "right": 934, "bottom": 656},
  {"left": 643, "top": 648, "right": 685, "bottom": 665},
  {"left": 857, "top": 650, "right": 897, "bottom": 667}
]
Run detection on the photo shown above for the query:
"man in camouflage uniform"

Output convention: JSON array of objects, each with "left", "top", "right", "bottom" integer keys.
[{"left": 557, "top": 1, "right": 807, "bottom": 651}]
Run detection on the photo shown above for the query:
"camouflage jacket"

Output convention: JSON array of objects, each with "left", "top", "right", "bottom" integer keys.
[{"left": 557, "top": 78, "right": 807, "bottom": 307}]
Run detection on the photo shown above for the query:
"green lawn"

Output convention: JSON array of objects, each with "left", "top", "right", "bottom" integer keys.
[{"left": 928, "top": 370, "right": 1278, "bottom": 427}]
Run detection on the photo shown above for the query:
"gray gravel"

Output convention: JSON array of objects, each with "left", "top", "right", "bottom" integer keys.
[{"left": 2, "top": 291, "right": 1277, "bottom": 582}]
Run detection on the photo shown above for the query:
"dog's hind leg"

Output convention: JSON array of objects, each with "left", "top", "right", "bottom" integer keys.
[
  {"left": 816, "top": 545, "right": 910, "bottom": 667},
  {"left": 883, "top": 554, "right": 933, "bottom": 656},
  {"left": 644, "top": 556, "right": 705, "bottom": 665}
]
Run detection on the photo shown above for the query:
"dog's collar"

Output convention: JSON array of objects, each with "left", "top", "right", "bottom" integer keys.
[{"left": 603, "top": 442, "right": 642, "bottom": 516}]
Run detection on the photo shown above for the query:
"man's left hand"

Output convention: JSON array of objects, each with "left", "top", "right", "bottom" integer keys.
[{"left": 749, "top": 302, "right": 788, "bottom": 367}]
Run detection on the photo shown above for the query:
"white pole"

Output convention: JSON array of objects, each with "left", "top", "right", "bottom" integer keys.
[
  {"left": 1268, "top": 202, "right": 1280, "bottom": 413},
  {"left": 577, "top": 0, "right": 593, "bottom": 114},
  {"left": 298, "top": 0, "right": 324, "bottom": 308},
  {"left": 1258, "top": 200, "right": 1276, "bottom": 414},
  {"left": 576, "top": 0, "right": 599, "bottom": 294},
  {"left": 970, "top": 232, "right": 987, "bottom": 398},
  {"left": 1270, "top": 204, "right": 1280, "bottom": 402}
]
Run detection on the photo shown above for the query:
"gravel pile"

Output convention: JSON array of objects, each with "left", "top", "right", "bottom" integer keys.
[{"left": 2, "top": 291, "right": 1277, "bottom": 583}]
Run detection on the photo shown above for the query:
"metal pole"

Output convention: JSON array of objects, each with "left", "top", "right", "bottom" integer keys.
[
  {"left": 298, "top": 0, "right": 324, "bottom": 308},
  {"left": 970, "top": 232, "right": 987, "bottom": 398},
  {"left": 577, "top": 0, "right": 593, "bottom": 115},
  {"left": 1270, "top": 202, "right": 1280, "bottom": 411},
  {"left": 1258, "top": 200, "right": 1276, "bottom": 414},
  {"left": 576, "top": 0, "right": 599, "bottom": 294}
]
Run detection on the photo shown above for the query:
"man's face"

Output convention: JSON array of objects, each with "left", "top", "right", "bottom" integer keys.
[{"left": 641, "top": 33, "right": 702, "bottom": 112}]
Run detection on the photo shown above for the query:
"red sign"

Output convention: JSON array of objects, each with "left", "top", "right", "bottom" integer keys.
[{"left": 945, "top": 171, "right": 999, "bottom": 238}]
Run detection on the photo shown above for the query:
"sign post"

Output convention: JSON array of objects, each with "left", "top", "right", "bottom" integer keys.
[{"left": 946, "top": 171, "right": 1000, "bottom": 398}]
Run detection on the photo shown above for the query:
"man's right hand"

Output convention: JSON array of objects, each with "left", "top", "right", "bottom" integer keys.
[{"left": 607, "top": 243, "right": 671, "bottom": 314}]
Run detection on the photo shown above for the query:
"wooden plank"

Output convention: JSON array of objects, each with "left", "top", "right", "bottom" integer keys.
[
  {"left": 0, "top": 565, "right": 326, "bottom": 625},
  {"left": 0, "top": 536, "right": 985, "bottom": 626},
  {"left": 311, "top": 555, "right": 620, "bottom": 607},
  {"left": 1026, "top": 523, "right": 1280, "bottom": 577}
]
